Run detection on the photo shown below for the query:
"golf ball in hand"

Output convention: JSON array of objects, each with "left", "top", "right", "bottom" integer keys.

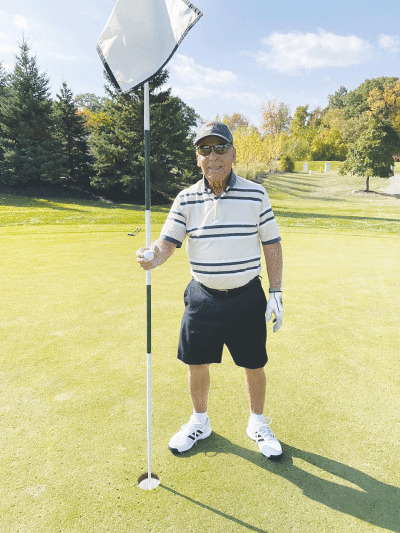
[{"left": 143, "top": 249, "right": 154, "bottom": 262}]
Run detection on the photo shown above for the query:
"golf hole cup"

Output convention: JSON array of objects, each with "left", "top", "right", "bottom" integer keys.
[
  {"left": 143, "top": 249, "right": 154, "bottom": 262},
  {"left": 137, "top": 473, "right": 161, "bottom": 490}
]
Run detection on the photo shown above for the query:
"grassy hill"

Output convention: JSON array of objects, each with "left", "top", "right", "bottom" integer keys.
[{"left": 0, "top": 172, "right": 399, "bottom": 533}]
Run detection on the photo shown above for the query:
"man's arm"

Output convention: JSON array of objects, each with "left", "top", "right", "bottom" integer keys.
[
  {"left": 262, "top": 241, "right": 283, "bottom": 290},
  {"left": 263, "top": 241, "right": 284, "bottom": 332},
  {"left": 137, "top": 237, "right": 177, "bottom": 270}
]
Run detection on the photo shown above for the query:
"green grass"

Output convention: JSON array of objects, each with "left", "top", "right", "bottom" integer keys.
[
  {"left": 263, "top": 171, "right": 400, "bottom": 236},
  {"left": 0, "top": 174, "right": 399, "bottom": 532},
  {"left": 293, "top": 161, "right": 400, "bottom": 172},
  {"left": 0, "top": 194, "right": 170, "bottom": 229}
]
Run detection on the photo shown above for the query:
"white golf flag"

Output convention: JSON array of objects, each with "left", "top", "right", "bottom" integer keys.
[{"left": 97, "top": 0, "right": 202, "bottom": 93}]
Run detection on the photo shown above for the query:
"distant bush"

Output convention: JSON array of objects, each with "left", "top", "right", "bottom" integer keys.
[{"left": 279, "top": 155, "right": 294, "bottom": 172}]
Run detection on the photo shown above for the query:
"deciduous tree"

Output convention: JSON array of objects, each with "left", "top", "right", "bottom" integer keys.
[
  {"left": 74, "top": 93, "right": 107, "bottom": 113},
  {"left": 310, "top": 109, "right": 347, "bottom": 161},
  {"left": 232, "top": 125, "right": 264, "bottom": 170},
  {"left": 367, "top": 80, "right": 400, "bottom": 135},
  {"left": 221, "top": 112, "right": 249, "bottom": 132},
  {"left": 340, "top": 115, "right": 400, "bottom": 192},
  {"left": 260, "top": 100, "right": 291, "bottom": 136},
  {"left": 328, "top": 86, "right": 348, "bottom": 110}
]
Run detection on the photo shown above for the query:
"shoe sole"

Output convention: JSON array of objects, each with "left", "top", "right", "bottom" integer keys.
[
  {"left": 246, "top": 428, "right": 283, "bottom": 460},
  {"left": 169, "top": 427, "right": 212, "bottom": 455}
]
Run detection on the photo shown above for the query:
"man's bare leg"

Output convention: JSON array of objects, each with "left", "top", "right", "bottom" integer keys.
[
  {"left": 168, "top": 364, "right": 211, "bottom": 453},
  {"left": 244, "top": 367, "right": 282, "bottom": 458},
  {"left": 188, "top": 364, "right": 210, "bottom": 413},
  {"left": 244, "top": 367, "right": 266, "bottom": 415}
]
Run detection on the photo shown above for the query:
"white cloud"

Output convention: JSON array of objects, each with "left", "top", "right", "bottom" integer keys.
[
  {"left": 170, "top": 55, "right": 262, "bottom": 113},
  {"left": 171, "top": 54, "right": 236, "bottom": 85},
  {"left": 172, "top": 84, "right": 261, "bottom": 107},
  {"left": 0, "top": 41, "right": 16, "bottom": 55},
  {"left": 257, "top": 29, "right": 373, "bottom": 73},
  {"left": 14, "top": 15, "right": 29, "bottom": 30},
  {"left": 378, "top": 34, "right": 400, "bottom": 52},
  {"left": 169, "top": 54, "right": 262, "bottom": 110}
]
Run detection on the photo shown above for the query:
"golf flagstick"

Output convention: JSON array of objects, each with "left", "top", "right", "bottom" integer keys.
[
  {"left": 144, "top": 82, "right": 159, "bottom": 490},
  {"left": 97, "top": 0, "right": 202, "bottom": 491}
]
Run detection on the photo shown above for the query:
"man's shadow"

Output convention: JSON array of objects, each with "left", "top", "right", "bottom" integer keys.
[{"left": 164, "top": 432, "right": 400, "bottom": 532}]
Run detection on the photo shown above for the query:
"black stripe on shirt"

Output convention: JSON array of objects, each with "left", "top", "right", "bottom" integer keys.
[
  {"left": 262, "top": 237, "right": 282, "bottom": 245},
  {"left": 260, "top": 207, "right": 273, "bottom": 218},
  {"left": 187, "top": 223, "right": 256, "bottom": 234},
  {"left": 180, "top": 191, "right": 206, "bottom": 199},
  {"left": 180, "top": 198, "right": 214, "bottom": 206},
  {"left": 190, "top": 231, "right": 259, "bottom": 239},
  {"left": 259, "top": 215, "right": 275, "bottom": 227},
  {"left": 167, "top": 216, "right": 186, "bottom": 226},
  {"left": 161, "top": 235, "right": 183, "bottom": 248},
  {"left": 171, "top": 210, "right": 185, "bottom": 218},
  {"left": 221, "top": 196, "right": 262, "bottom": 203},
  {"left": 190, "top": 257, "right": 261, "bottom": 267},
  {"left": 180, "top": 195, "right": 262, "bottom": 206},
  {"left": 192, "top": 264, "right": 261, "bottom": 275},
  {"left": 229, "top": 187, "right": 264, "bottom": 195}
]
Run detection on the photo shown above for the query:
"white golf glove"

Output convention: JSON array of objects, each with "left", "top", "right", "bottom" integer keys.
[{"left": 266, "top": 291, "right": 283, "bottom": 332}]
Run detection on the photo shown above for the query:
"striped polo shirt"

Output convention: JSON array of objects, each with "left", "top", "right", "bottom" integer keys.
[{"left": 160, "top": 171, "right": 281, "bottom": 290}]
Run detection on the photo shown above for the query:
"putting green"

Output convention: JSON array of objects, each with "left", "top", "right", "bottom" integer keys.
[{"left": 1, "top": 174, "right": 399, "bottom": 532}]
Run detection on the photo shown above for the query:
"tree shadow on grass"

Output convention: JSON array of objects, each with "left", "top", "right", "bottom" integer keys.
[
  {"left": 362, "top": 190, "right": 400, "bottom": 200},
  {"left": 167, "top": 433, "right": 400, "bottom": 532},
  {"left": 274, "top": 209, "right": 400, "bottom": 224}
]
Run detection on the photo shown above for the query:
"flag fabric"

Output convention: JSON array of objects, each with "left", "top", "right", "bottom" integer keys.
[{"left": 97, "top": 0, "right": 202, "bottom": 93}]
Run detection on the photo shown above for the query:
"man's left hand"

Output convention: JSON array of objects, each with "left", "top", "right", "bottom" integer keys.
[{"left": 266, "top": 291, "right": 283, "bottom": 332}]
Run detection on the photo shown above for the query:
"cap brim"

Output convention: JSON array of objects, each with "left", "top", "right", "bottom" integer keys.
[{"left": 194, "top": 133, "right": 232, "bottom": 145}]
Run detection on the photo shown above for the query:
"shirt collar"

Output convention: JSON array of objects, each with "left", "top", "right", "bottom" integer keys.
[{"left": 202, "top": 170, "right": 237, "bottom": 193}]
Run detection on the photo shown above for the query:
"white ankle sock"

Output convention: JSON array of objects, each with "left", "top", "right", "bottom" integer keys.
[
  {"left": 193, "top": 411, "right": 208, "bottom": 424},
  {"left": 249, "top": 412, "right": 264, "bottom": 425}
]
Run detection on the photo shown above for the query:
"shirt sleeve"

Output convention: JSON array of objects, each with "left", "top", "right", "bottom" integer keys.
[
  {"left": 160, "top": 194, "right": 187, "bottom": 249},
  {"left": 258, "top": 190, "right": 281, "bottom": 245}
]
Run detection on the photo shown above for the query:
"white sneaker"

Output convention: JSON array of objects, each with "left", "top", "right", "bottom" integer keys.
[
  {"left": 168, "top": 414, "right": 212, "bottom": 454},
  {"left": 246, "top": 417, "right": 283, "bottom": 460}
]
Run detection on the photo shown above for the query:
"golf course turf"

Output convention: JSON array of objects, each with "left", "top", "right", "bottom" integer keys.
[{"left": 1, "top": 171, "right": 399, "bottom": 532}]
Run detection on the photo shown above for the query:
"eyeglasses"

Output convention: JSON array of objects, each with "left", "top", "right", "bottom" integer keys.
[{"left": 196, "top": 144, "right": 233, "bottom": 156}]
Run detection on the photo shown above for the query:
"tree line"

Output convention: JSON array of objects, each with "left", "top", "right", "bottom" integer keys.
[
  {"left": 1, "top": 39, "right": 400, "bottom": 199},
  {"left": 0, "top": 40, "right": 200, "bottom": 201},
  {"left": 225, "top": 78, "right": 400, "bottom": 191}
]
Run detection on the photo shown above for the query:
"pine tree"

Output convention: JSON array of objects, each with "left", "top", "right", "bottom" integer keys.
[
  {"left": 53, "top": 81, "right": 93, "bottom": 187},
  {"left": 89, "top": 70, "right": 199, "bottom": 200},
  {"left": 0, "top": 39, "right": 64, "bottom": 186},
  {"left": 0, "top": 62, "right": 9, "bottom": 169}
]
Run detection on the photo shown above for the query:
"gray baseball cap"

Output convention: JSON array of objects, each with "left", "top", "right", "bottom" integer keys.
[{"left": 194, "top": 121, "right": 233, "bottom": 145}]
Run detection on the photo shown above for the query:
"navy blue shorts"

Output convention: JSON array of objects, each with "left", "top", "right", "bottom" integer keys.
[{"left": 177, "top": 277, "right": 268, "bottom": 369}]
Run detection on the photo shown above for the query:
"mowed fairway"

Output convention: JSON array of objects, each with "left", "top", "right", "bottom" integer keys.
[{"left": 1, "top": 172, "right": 399, "bottom": 533}]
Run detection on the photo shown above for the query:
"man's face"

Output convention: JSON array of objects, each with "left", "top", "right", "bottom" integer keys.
[{"left": 196, "top": 135, "right": 236, "bottom": 184}]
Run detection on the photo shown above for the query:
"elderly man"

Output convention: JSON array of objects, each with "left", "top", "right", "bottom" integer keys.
[{"left": 137, "top": 121, "right": 284, "bottom": 459}]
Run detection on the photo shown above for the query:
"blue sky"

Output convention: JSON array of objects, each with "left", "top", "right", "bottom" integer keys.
[{"left": 0, "top": 0, "right": 399, "bottom": 126}]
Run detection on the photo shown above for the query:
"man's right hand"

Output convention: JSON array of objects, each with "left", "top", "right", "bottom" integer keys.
[
  {"left": 136, "top": 247, "right": 157, "bottom": 270},
  {"left": 136, "top": 238, "right": 177, "bottom": 270}
]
